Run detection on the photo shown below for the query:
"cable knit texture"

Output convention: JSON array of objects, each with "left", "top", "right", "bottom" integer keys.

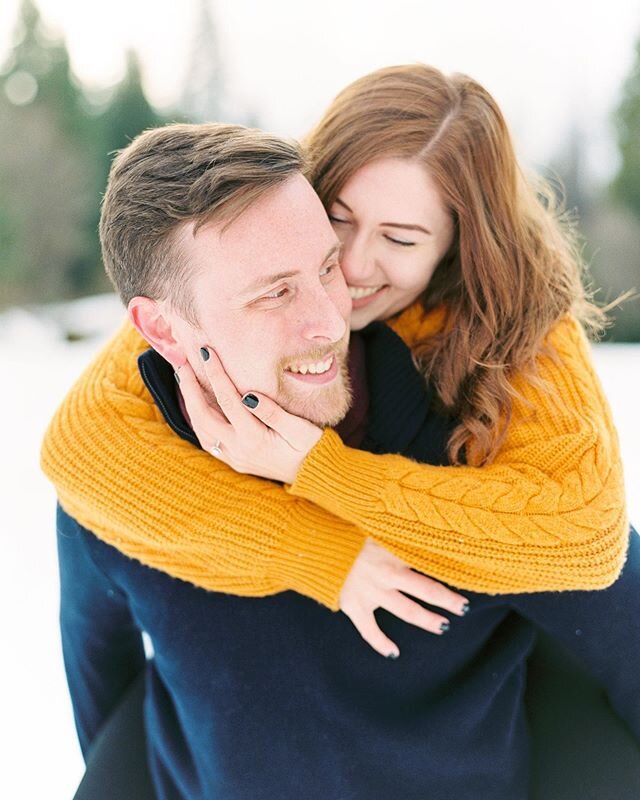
[
  {"left": 41, "top": 306, "right": 628, "bottom": 607},
  {"left": 290, "top": 309, "right": 629, "bottom": 591}
]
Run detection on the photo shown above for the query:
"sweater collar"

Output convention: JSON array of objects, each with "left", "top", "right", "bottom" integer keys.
[{"left": 137, "top": 350, "right": 200, "bottom": 447}]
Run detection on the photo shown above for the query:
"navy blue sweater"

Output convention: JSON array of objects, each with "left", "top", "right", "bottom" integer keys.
[{"left": 57, "top": 323, "right": 640, "bottom": 800}]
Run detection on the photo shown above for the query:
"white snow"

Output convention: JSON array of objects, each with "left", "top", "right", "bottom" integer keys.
[{"left": 1, "top": 294, "right": 639, "bottom": 799}]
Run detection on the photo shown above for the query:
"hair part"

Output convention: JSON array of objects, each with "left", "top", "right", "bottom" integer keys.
[
  {"left": 100, "top": 123, "right": 305, "bottom": 321},
  {"left": 306, "top": 64, "right": 607, "bottom": 465}
]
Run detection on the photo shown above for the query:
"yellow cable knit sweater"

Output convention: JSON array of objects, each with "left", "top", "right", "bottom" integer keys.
[{"left": 40, "top": 305, "right": 628, "bottom": 609}]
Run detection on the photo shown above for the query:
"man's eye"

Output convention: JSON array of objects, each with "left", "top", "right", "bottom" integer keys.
[
  {"left": 384, "top": 235, "right": 416, "bottom": 247},
  {"left": 263, "top": 287, "right": 289, "bottom": 300},
  {"left": 320, "top": 262, "right": 338, "bottom": 279}
]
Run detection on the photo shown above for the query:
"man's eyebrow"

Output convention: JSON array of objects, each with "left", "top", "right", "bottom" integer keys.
[
  {"left": 238, "top": 244, "right": 342, "bottom": 298},
  {"left": 238, "top": 270, "right": 299, "bottom": 298},
  {"left": 334, "top": 197, "right": 431, "bottom": 235}
]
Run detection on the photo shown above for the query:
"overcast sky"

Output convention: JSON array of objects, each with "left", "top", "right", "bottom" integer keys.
[{"left": 1, "top": 0, "right": 639, "bottom": 180}]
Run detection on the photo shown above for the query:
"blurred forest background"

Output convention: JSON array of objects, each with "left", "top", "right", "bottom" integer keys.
[{"left": 0, "top": 0, "right": 639, "bottom": 339}]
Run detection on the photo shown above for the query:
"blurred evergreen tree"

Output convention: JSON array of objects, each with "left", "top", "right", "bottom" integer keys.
[
  {"left": 0, "top": 0, "right": 169, "bottom": 307},
  {"left": 96, "top": 51, "right": 167, "bottom": 183},
  {"left": 608, "top": 33, "right": 640, "bottom": 340},
  {"left": 82, "top": 51, "right": 167, "bottom": 295},
  {"left": 612, "top": 37, "right": 640, "bottom": 219},
  {"left": 179, "top": 0, "right": 225, "bottom": 122},
  {"left": 0, "top": 0, "right": 101, "bottom": 303},
  {"left": 175, "top": 0, "right": 258, "bottom": 127}
]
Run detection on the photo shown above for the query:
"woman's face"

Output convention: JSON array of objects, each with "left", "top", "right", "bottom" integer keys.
[{"left": 328, "top": 158, "right": 455, "bottom": 330}]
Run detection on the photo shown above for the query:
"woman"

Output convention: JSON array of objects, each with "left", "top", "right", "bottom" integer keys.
[{"left": 41, "top": 64, "right": 628, "bottom": 659}]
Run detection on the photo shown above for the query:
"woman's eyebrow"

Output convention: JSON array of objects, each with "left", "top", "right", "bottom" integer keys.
[
  {"left": 382, "top": 222, "right": 431, "bottom": 235},
  {"left": 334, "top": 197, "right": 352, "bottom": 212},
  {"left": 334, "top": 197, "right": 431, "bottom": 235}
]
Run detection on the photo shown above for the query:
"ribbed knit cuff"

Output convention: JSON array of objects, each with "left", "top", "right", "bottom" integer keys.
[
  {"left": 289, "top": 429, "right": 388, "bottom": 522},
  {"left": 273, "top": 502, "right": 366, "bottom": 610}
]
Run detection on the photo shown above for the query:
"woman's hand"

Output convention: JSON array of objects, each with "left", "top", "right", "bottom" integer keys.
[
  {"left": 176, "top": 347, "right": 322, "bottom": 484},
  {"left": 340, "top": 538, "right": 470, "bottom": 658}
]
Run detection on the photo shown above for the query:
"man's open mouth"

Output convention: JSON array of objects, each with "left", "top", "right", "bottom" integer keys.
[
  {"left": 284, "top": 355, "right": 338, "bottom": 384},
  {"left": 285, "top": 356, "right": 334, "bottom": 375}
]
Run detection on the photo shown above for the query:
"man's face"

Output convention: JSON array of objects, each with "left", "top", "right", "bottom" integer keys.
[{"left": 170, "top": 174, "right": 353, "bottom": 426}]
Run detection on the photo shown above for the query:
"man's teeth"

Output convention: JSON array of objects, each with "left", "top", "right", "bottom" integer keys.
[
  {"left": 287, "top": 356, "right": 333, "bottom": 375},
  {"left": 349, "top": 285, "right": 383, "bottom": 300}
]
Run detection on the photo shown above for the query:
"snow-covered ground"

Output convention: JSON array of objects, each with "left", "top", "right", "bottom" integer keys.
[{"left": 2, "top": 294, "right": 639, "bottom": 800}]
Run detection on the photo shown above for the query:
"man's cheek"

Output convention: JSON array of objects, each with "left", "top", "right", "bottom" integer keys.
[
  {"left": 336, "top": 285, "right": 353, "bottom": 322},
  {"left": 228, "top": 355, "right": 276, "bottom": 397},
  {"left": 325, "top": 295, "right": 350, "bottom": 333}
]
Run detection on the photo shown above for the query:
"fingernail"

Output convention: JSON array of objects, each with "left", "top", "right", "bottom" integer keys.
[
  {"left": 387, "top": 652, "right": 399, "bottom": 660},
  {"left": 242, "top": 394, "right": 259, "bottom": 409},
  {"left": 461, "top": 602, "right": 470, "bottom": 616},
  {"left": 200, "top": 346, "right": 210, "bottom": 362},
  {"left": 440, "top": 622, "right": 450, "bottom": 633},
  {"left": 174, "top": 371, "right": 180, "bottom": 385}
]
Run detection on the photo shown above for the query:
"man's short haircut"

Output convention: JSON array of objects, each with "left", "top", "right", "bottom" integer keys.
[{"left": 100, "top": 123, "right": 305, "bottom": 320}]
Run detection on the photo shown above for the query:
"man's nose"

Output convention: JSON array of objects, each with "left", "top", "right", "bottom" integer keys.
[{"left": 299, "top": 283, "right": 348, "bottom": 344}]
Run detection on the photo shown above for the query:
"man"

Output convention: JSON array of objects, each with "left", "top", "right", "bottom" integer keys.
[{"left": 53, "top": 123, "right": 640, "bottom": 800}]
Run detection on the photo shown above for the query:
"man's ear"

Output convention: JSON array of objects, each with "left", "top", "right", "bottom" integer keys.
[{"left": 128, "top": 296, "right": 186, "bottom": 368}]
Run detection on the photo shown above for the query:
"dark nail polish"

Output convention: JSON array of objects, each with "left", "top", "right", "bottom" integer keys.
[
  {"left": 242, "top": 394, "right": 259, "bottom": 409},
  {"left": 174, "top": 371, "right": 180, "bottom": 385},
  {"left": 440, "top": 622, "right": 451, "bottom": 633},
  {"left": 461, "top": 603, "right": 470, "bottom": 616},
  {"left": 387, "top": 652, "right": 399, "bottom": 660},
  {"left": 200, "top": 346, "right": 210, "bottom": 362}
]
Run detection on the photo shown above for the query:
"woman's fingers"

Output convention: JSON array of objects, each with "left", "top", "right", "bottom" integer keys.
[
  {"left": 175, "top": 349, "right": 319, "bottom": 483},
  {"left": 345, "top": 606, "right": 400, "bottom": 659},
  {"left": 176, "top": 361, "right": 230, "bottom": 453},
  {"left": 382, "top": 591, "right": 451, "bottom": 635},
  {"left": 199, "top": 347, "right": 258, "bottom": 434},
  {"left": 339, "top": 539, "right": 469, "bottom": 657},
  {"left": 241, "top": 392, "right": 323, "bottom": 451},
  {"left": 398, "top": 569, "right": 469, "bottom": 617},
  {"left": 344, "top": 587, "right": 452, "bottom": 658},
  {"left": 197, "top": 346, "right": 322, "bottom": 478}
]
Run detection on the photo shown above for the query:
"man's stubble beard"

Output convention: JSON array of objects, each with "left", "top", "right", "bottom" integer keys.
[
  {"left": 194, "top": 343, "right": 353, "bottom": 429},
  {"left": 276, "top": 352, "right": 352, "bottom": 427}
]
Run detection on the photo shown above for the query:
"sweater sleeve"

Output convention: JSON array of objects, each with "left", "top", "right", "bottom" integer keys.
[
  {"left": 41, "top": 320, "right": 365, "bottom": 611},
  {"left": 288, "top": 316, "right": 629, "bottom": 593}
]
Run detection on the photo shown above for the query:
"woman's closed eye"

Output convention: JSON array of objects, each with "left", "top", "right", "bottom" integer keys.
[
  {"left": 384, "top": 234, "right": 416, "bottom": 247},
  {"left": 329, "top": 213, "right": 415, "bottom": 247},
  {"left": 328, "top": 214, "right": 350, "bottom": 225}
]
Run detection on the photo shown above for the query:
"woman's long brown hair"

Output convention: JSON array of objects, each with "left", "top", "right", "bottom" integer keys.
[{"left": 305, "top": 64, "right": 606, "bottom": 466}]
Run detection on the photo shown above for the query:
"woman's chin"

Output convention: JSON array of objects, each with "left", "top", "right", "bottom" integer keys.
[
  {"left": 349, "top": 308, "right": 377, "bottom": 330},
  {"left": 349, "top": 297, "right": 392, "bottom": 330}
]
